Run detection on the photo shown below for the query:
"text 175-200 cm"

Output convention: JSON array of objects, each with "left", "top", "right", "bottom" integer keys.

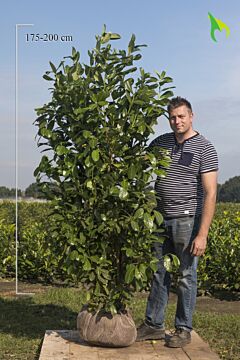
[{"left": 26, "top": 33, "right": 73, "bottom": 42}]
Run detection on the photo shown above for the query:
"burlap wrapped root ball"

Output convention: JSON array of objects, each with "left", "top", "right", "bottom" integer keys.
[{"left": 77, "top": 306, "right": 137, "bottom": 347}]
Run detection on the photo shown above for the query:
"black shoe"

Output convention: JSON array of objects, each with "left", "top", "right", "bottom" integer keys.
[
  {"left": 166, "top": 328, "right": 191, "bottom": 348},
  {"left": 136, "top": 322, "right": 165, "bottom": 342}
]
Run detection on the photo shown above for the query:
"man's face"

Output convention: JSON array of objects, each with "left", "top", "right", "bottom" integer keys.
[{"left": 168, "top": 105, "right": 193, "bottom": 135}]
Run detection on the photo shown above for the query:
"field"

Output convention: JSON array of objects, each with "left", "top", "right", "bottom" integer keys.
[
  {"left": 0, "top": 283, "right": 239, "bottom": 360},
  {"left": 0, "top": 201, "right": 239, "bottom": 359}
]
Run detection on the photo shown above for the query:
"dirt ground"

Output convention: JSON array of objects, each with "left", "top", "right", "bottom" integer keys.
[
  {"left": 0, "top": 278, "right": 51, "bottom": 297},
  {"left": 135, "top": 288, "right": 240, "bottom": 315},
  {"left": 0, "top": 278, "right": 239, "bottom": 315}
]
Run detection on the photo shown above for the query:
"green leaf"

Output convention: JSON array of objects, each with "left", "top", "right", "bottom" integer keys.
[
  {"left": 38, "top": 155, "right": 50, "bottom": 172},
  {"left": 143, "top": 213, "right": 154, "bottom": 229},
  {"left": 125, "top": 264, "right": 135, "bottom": 283},
  {"left": 133, "top": 54, "right": 142, "bottom": 61},
  {"left": 150, "top": 259, "right": 158, "bottom": 272},
  {"left": 43, "top": 74, "right": 54, "bottom": 81},
  {"left": 139, "top": 263, "right": 147, "bottom": 277},
  {"left": 164, "top": 255, "right": 172, "bottom": 272},
  {"left": 33, "top": 167, "right": 40, "bottom": 177},
  {"left": 40, "top": 128, "right": 52, "bottom": 138},
  {"left": 98, "top": 213, "right": 106, "bottom": 222},
  {"left": 110, "top": 186, "right": 119, "bottom": 196},
  {"left": 154, "top": 169, "right": 166, "bottom": 177},
  {"left": 134, "top": 208, "right": 144, "bottom": 219},
  {"left": 153, "top": 235, "right": 166, "bottom": 243},
  {"left": 128, "top": 34, "right": 136, "bottom": 55},
  {"left": 153, "top": 210, "right": 163, "bottom": 225},
  {"left": 86, "top": 180, "right": 93, "bottom": 189},
  {"left": 135, "top": 266, "right": 141, "bottom": 280},
  {"left": 121, "top": 179, "right": 129, "bottom": 190},
  {"left": 110, "top": 33, "right": 121, "bottom": 40},
  {"left": 163, "top": 254, "right": 179, "bottom": 272},
  {"left": 138, "top": 123, "right": 146, "bottom": 135},
  {"left": 119, "top": 187, "right": 128, "bottom": 200},
  {"left": 110, "top": 304, "right": 117, "bottom": 315},
  {"left": 148, "top": 153, "right": 157, "bottom": 166},
  {"left": 91, "top": 149, "right": 100, "bottom": 162},
  {"left": 102, "top": 24, "right": 107, "bottom": 35},
  {"left": 49, "top": 61, "right": 57, "bottom": 73},
  {"left": 72, "top": 47, "right": 77, "bottom": 56},
  {"left": 172, "top": 254, "right": 180, "bottom": 268},
  {"left": 83, "top": 130, "right": 92, "bottom": 139},
  {"left": 125, "top": 92, "right": 132, "bottom": 104},
  {"left": 70, "top": 250, "right": 80, "bottom": 261},
  {"left": 125, "top": 79, "right": 133, "bottom": 93},
  {"left": 86, "top": 291, "right": 91, "bottom": 302},
  {"left": 125, "top": 248, "right": 134, "bottom": 257},
  {"left": 89, "top": 272, "right": 95, "bottom": 281},
  {"left": 94, "top": 282, "right": 101, "bottom": 296},
  {"left": 122, "top": 67, "right": 137, "bottom": 76},
  {"left": 101, "top": 33, "right": 111, "bottom": 44},
  {"left": 159, "top": 70, "right": 166, "bottom": 79},
  {"left": 72, "top": 71, "right": 79, "bottom": 81},
  {"left": 80, "top": 233, "right": 86, "bottom": 242},
  {"left": 131, "top": 220, "right": 139, "bottom": 231},
  {"left": 161, "top": 90, "right": 174, "bottom": 99},
  {"left": 85, "top": 156, "right": 91, "bottom": 167},
  {"left": 83, "top": 258, "right": 91, "bottom": 271},
  {"left": 56, "top": 145, "right": 68, "bottom": 156},
  {"left": 101, "top": 269, "right": 111, "bottom": 280},
  {"left": 2, "top": 255, "right": 13, "bottom": 265}
]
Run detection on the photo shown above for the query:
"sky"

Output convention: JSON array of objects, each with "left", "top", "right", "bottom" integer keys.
[{"left": 1, "top": 0, "right": 240, "bottom": 190}]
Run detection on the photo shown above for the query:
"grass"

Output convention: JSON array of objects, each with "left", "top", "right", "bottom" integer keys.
[
  {"left": 194, "top": 311, "right": 240, "bottom": 360},
  {"left": 0, "top": 287, "right": 239, "bottom": 360}
]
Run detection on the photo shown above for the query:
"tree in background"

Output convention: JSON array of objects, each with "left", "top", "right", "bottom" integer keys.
[
  {"left": 25, "top": 182, "right": 46, "bottom": 198},
  {"left": 0, "top": 186, "right": 22, "bottom": 198},
  {"left": 218, "top": 176, "right": 240, "bottom": 202}
]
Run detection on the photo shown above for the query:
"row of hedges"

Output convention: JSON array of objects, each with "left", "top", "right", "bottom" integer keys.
[
  {"left": 198, "top": 203, "right": 240, "bottom": 291},
  {"left": 0, "top": 201, "right": 62, "bottom": 282},
  {"left": 0, "top": 200, "right": 239, "bottom": 291}
]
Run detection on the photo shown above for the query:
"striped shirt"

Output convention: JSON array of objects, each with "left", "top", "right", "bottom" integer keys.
[{"left": 150, "top": 132, "right": 218, "bottom": 218}]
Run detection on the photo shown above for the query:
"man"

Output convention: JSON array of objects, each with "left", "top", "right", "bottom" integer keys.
[{"left": 136, "top": 96, "right": 218, "bottom": 347}]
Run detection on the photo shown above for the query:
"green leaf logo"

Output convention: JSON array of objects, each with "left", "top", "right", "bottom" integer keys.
[{"left": 208, "top": 12, "right": 230, "bottom": 42}]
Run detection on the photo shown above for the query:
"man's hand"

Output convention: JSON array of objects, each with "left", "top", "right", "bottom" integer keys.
[{"left": 190, "top": 235, "right": 207, "bottom": 256}]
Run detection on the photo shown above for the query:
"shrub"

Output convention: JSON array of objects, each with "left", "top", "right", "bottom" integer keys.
[
  {"left": 0, "top": 202, "right": 240, "bottom": 292},
  {"left": 33, "top": 27, "right": 174, "bottom": 313},
  {"left": 198, "top": 204, "right": 240, "bottom": 291}
]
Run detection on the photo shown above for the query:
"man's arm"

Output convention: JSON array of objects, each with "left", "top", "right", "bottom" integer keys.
[{"left": 190, "top": 171, "right": 218, "bottom": 256}]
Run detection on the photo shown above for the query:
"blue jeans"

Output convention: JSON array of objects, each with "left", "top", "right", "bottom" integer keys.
[{"left": 145, "top": 216, "right": 200, "bottom": 332}]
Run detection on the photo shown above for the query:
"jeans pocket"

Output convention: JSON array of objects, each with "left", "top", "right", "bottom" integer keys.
[
  {"left": 174, "top": 217, "right": 195, "bottom": 251},
  {"left": 177, "top": 217, "right": 194, "bottom": 234}
]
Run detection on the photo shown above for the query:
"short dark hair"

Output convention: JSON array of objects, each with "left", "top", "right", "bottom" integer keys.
[{"left": 167, "top": 96, "right": 192, "bottom": 113}]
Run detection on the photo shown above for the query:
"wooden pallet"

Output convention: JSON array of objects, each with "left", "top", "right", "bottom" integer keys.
[{"left": 39, "top": 330, "right": 220, "bottom": 360}]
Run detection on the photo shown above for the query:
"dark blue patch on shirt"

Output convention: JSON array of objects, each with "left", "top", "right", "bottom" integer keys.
[{"left": 178, "top": 152, "right": 194, "bottom": 166}]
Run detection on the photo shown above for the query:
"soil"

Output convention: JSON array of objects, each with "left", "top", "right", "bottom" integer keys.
[
  {"left": 134, "top": 289, "right": 240, "bottom": 315},
  {"left": 0, "top": 278, "right": 239, "bottom": 315},
  {"left": 0, "top": 278, "right": 52, "bottom": 297}
]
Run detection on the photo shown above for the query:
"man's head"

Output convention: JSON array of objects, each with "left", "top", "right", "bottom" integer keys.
[
  {"left": 167, "top": 97, "right": 194, "bottom": 140},
  {"left": 167, "top": 96, "right": 192, "bottom": 114}
]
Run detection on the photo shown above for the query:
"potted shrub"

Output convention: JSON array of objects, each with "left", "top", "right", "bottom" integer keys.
[{"left": 34, "top": 26, "right": 174, "bottom": 347}]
